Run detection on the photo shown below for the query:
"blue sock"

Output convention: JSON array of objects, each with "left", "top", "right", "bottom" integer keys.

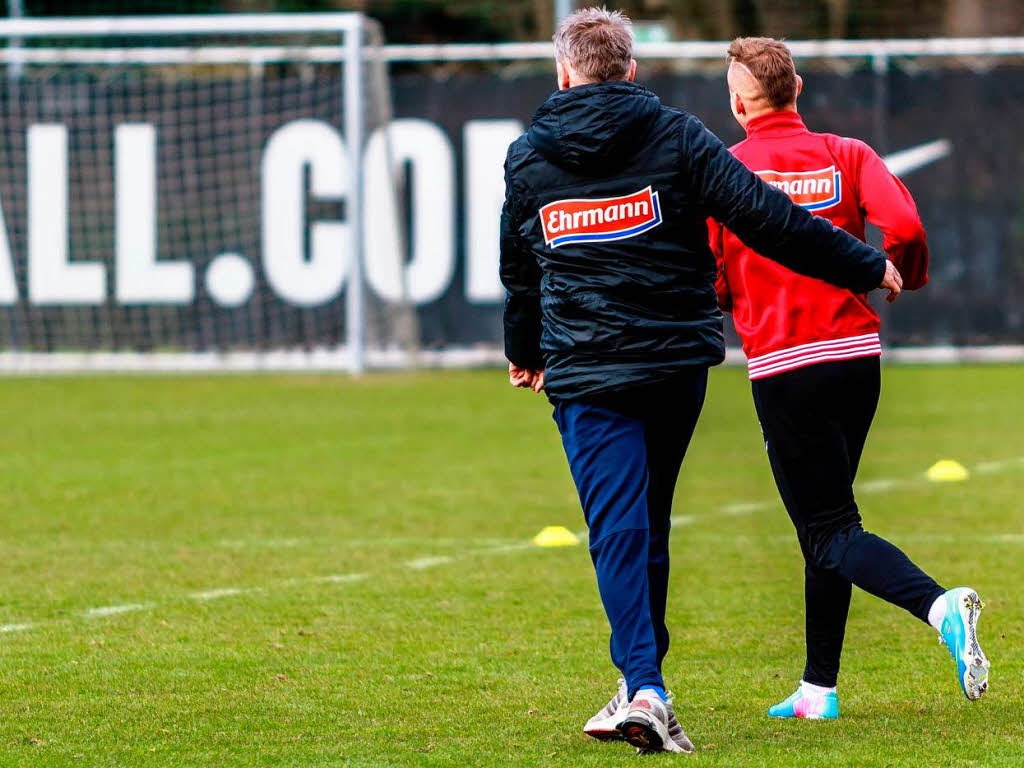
[{"left": 638, "top": 685, "right": 667, "bottom": 702}]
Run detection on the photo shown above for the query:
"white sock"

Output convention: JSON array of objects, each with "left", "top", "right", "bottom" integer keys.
[
  {"left": 800, "top": 680, "right": 836, "bottom": 696},
  {"left": 927, "top": 593, "right": 947, "bottom": 631}
]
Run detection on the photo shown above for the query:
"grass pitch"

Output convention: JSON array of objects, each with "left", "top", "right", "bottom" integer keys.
[{"left": 0, "top": 365, "right": 1021, "bottom": 767}]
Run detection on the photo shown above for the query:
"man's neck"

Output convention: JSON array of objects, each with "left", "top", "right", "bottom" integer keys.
[
  {"left": 743, "top": 105, "right": 799, "bottom": 132},
  {"left": 567, "top": 78, "right": 627, "bottom": 88}
]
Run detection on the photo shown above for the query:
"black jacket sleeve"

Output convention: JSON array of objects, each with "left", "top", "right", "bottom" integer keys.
[
  {"left": 499, "top": 148, "right": 544, "bottom": 370},
  {"left": 682, "top": 116, "right": 886, "bottom": 294}
]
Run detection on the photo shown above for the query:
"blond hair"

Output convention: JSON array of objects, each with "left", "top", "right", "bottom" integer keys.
[
  {"left": 553, "top": 7, "right": 634, "bottom": 83},
  {"left": 727, "top": 37, "right": 798, "bottom": 109}
]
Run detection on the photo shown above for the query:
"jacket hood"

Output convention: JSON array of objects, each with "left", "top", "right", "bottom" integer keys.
[{"left": 526, "top": 81, "right": 662, "bottom": 173}]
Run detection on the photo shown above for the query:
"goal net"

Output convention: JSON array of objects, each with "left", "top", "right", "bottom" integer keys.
[{"left": 0, "top": 13, "right": 416, "bottom": 373}]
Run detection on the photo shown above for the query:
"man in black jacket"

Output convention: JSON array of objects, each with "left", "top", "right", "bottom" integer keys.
[{"left": 500, "top": 7, "right": 902, "bottom": 754}]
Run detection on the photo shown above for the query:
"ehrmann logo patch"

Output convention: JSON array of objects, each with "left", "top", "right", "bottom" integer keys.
[
  {"left": 756, "top": 166, "right": 842, "bottom": 212},
  {"left": 539, "top": 186, "right": 663, "bottom": 249}
]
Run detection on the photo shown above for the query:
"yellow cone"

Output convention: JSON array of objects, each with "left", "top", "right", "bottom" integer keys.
[
  {"left": 926, "top": 459, "right": 969, "bottom": 483},
  {"left": 532, "top": 525, "right": 580, "bottom": 548}
]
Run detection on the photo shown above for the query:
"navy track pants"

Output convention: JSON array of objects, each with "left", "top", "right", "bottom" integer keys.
[{"left": 553, "top": 369, "right": 707, "bottom": 700}]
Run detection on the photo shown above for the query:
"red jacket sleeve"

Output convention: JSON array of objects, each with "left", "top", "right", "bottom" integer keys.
[
  {"left": 707, "top": 217, "right": 732, "bottom": 311},
  {"left": 849, "top": 139, "right": 930, "bottom": 290}
]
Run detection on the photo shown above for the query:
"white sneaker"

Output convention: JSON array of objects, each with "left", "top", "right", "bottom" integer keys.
[
  {"left": 619, "top": 688, "right": 695, "bottom": 753},
  {"left": 583, "top": 678, "right": 627, "bottom": 741},
  {"left": 664, "top": 703, "right": 696, "bottom": 754}
]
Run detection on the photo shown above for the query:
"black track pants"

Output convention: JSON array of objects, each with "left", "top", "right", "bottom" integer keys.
[{"left": 751, "top": 356, "right": 946, "bottom": 688}]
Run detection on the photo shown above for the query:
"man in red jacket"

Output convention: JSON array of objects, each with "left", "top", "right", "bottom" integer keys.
[{"left": 710, "top": 37, "right": 990, "bottom": 718}]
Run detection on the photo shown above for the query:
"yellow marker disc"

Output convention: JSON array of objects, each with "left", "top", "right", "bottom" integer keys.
[
  {"left": 532, "top": 525, "right": 580, "bottom": 548},
  {"left": 926, "top": 459, "right": 969, "bottom": 483}
]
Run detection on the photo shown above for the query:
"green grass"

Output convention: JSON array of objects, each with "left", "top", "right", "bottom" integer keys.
[{"left": 0, "top": 365, "right": 1022, "bottom": 767}]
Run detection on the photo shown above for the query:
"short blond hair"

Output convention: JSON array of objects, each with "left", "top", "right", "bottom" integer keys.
[
  {"left": 727, "top": 37, "right": 798, "bottom": 109},
  {"left": 553, "top": 7, "right": 634, "bottom": 83}
]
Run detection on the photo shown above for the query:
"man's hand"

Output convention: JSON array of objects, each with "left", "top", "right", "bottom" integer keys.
[
  {"left": 880, "top": 259, "right": 903, "bottom": 303},
  {"left": 509, "top": 363, "right": 545, "bottom": 393}
]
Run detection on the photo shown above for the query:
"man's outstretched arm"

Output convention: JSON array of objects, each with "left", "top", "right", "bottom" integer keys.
[
  {"left": 682, "top": 116, "right": 900, "bottom": 298},
  {"left": 850, "top": 139, "right": 929, "bottom": 291}
]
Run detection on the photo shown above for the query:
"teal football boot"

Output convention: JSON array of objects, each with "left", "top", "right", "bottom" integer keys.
[
  {"left": 937, "top": 587, "right": 990, "bottom": 700},
  {"left": 767, "top": 685, "right": 839, "bottom": 720}
]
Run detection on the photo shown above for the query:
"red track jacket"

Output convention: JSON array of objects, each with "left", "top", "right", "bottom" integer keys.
[{"left": 709, "top": 111, "right": 929, "bottom": 380}]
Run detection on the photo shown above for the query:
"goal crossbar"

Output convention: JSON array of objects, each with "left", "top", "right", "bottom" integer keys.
[
  {"left": 0, "top": 13, "right": 364, "bottom": 38},
  {"left": 0, "top": 46, "right": 353, "bottom": 65}
]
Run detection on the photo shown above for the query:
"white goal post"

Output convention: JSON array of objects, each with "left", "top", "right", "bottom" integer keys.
[{"left": 0, "top": 13, "right": 414, "bottom": 374}]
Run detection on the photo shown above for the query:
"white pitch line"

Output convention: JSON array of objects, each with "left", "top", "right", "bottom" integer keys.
[
  {"left": 975, "top": 457, "right": 1024, "bottom": 474},
  {"left": 0, "top": 543, "right": 532, "bottom": 635},
  {"left": 85, "top": 603, "right": 153, "bottom": 618},
  {"left": 720, "top": 501, "right": 776, "bottom": 516},
  {"left": 307, "top": 573, "right": 369, "bottom": 584},
  {"left": 984, "top": 533, "right": 1024, "bottom": 543},
  {"left": 475, "top": 542, "right": 536, "bottom": 554},
  {"left": 218, "top": 537, "right": 305, "bottom": 550},
  {"left": 405, "top": 555, "right": 455, "bottom": 570},
  {"left": 189, "top": 587, "right": 253, "bottom": 601},
  {"left": 858, "top": 478, "right": 899, "bottom": 493},
  {"left": 714, "top": 455, "right": 1024, "bottom": 518},
  {"left": 5, "top": 455, "right": 1021, "bottom": 637},
  {"left": 408, "top": 537, "right": 557, "bottom": 568}
]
